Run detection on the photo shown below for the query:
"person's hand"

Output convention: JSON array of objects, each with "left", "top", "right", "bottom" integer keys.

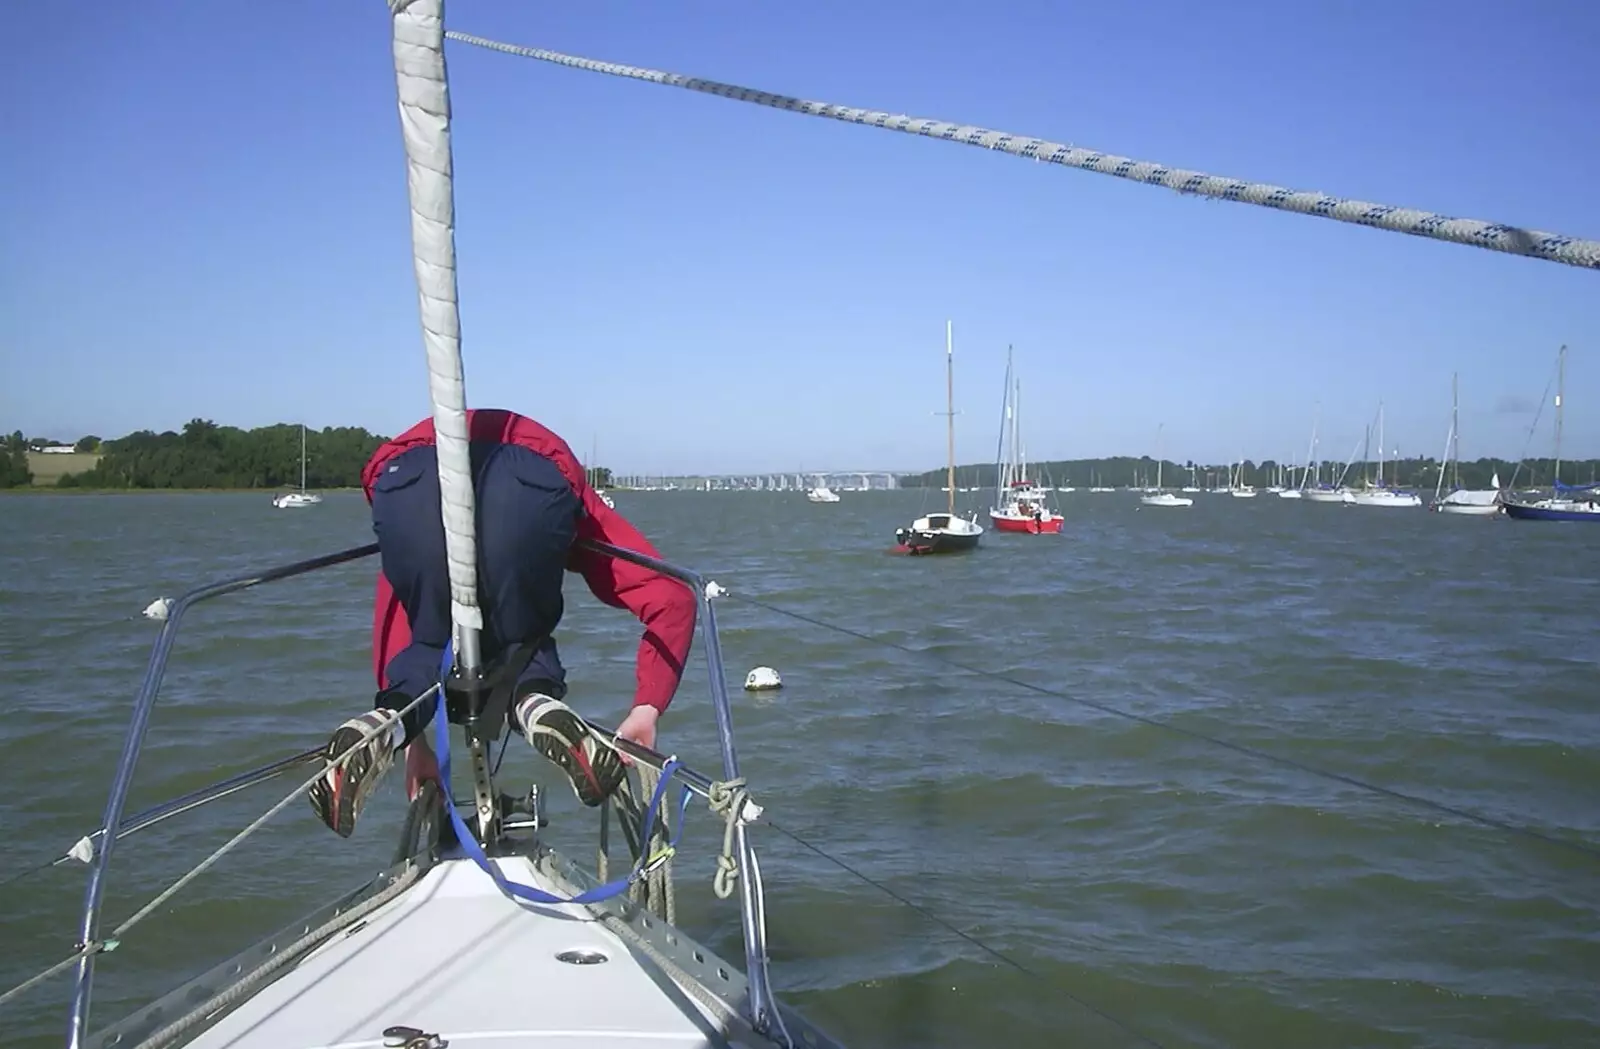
[
  {"left": 404, "top": 735, "right": 441, "bottom": 800},
  {"left": 614, "top": 704, "right": 660, "bottom": 757}
]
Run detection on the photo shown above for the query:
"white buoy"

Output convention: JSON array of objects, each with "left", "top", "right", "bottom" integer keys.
[
  {"left": 743, "top": 666, "right": 782, "bottom": 691},
  {"left": 142, "top": 598, "right": 173, "bottom": 621}
]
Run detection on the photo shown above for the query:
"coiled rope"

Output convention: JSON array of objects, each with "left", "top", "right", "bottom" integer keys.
[{"left": 443, "top": 30, "right": 1600, "bottom": 272}]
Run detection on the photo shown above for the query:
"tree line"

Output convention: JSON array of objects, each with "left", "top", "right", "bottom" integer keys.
[
  {"left": 898, "top": 456, "right": 1599, "bottom": 492},
  {"left": 7, "top": 420, "right": 387, "bottom": 490},
  {"left": 7, "top": 422, "right": 1588, "bottom": 492},
  {"left": 3, "top": 422, "right": 623, "bottom": 491},
  {"left": 1, "top": 432, "right": 33, "bottom": 488}
]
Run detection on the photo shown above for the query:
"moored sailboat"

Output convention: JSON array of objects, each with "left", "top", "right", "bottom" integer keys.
[
  {"left": 1228, "top": 459, "right": 1258, "bottom": 498},
  {"left": 586, "top": 438, "right": 616, "bottom": 508},
  {"left": 807, "top": 483, "right": 841, "bottom": 502},
  {"left": 1349, "top": 404, "right": 1422, "bottom": 507},
  {"left": 896, "top": 321, "right": 984, "bottom": 554},
  {"left": 271, "top": 424, "right": 323, "bottom": 508},
  {"left": 1430, "top": 373, "right": 1502, "bottom": 515},
  {"left": 988, "top": 347, "right": 1065, "bottom": 534},
  {"left": 1139, "top": 425, "right": 1193, "bottom": 507},
  {"left": 1503, "top": 346, "right": 1600, "bottom": 522}
]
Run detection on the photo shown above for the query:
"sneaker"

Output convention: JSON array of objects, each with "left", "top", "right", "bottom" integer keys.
[
  {"left": 308, "top": 710, "right": 399, "bottom": 837},
  {"left": 515, "top": 696, "right": 625, "bottom": 807}
]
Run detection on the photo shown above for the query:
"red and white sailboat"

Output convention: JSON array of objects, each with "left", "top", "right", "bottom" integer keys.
[{"left": 988, "top": 346, "right": 1064, "bottom": 535}]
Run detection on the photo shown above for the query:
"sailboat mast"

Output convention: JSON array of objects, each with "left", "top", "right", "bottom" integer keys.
[
  {"left": 1451, "top": 373, "right": 1461, "bottom": 491},
  {"left": 1435, "top": 375, "right": 1455, "bottom": 503},
  {"left": 1555, "top": 344, "right": 1566, "bottom": 488},
  {"left": 1377, "top": 402, "right": 1385, "bottom": 487},
  {"left": 994, "top": 346, "right": 1012, "bottom": 506},
  {"left": 300, "top": 424, "right": 307, "bottom": 492},
  {"left": 1306, "top": 403, "right": 1320, "bottom": 489},
  {"left": 1155, "top": 423, "right": 1164, "bottom": 489},
  {"left": 946, "top": 321, "right": 956, "bottom": 516},
  {"left": 1014, "top": 363, "right": 1024, "bottom": 484}
]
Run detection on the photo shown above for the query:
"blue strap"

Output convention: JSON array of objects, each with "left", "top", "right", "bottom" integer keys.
[{"left": 429, "top": 643, "right": 689, "bottom": 905}]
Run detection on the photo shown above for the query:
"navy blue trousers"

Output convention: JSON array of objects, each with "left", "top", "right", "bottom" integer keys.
[{"left": 370, "top": 442, "right": 579, "bottom": 744}]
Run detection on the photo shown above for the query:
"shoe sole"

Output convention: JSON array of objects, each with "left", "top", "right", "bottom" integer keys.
[
  {"left": 308, "top": 723, "right": 389, "bottom": 837},
  {"left": 525, "top": 702, "right": 625, "bottom": 807}
]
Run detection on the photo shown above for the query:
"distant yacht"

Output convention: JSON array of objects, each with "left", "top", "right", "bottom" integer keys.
[
  {"left": 988, "top": 348, "right": 1064, "bottom": 534},
  {"left": 1430, "top": 373, "right": 1502, "bottom": 516},
  {"left": 1349, "top": 403, "right": 1421, "bottom": 508},
  {"left": 1503, "top": 346, "right": 1600, "bottom": 522},
  {"left": 272, "top": 424, "right": 322, "bottom": 508},
  {"left": 1138, "top": 426, "right": 1192, "bottom": 507},
  {"left": 896, "top": 322, "right": 983, "bottom": 554}
]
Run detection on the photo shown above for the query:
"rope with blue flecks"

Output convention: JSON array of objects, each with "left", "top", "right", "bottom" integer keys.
[{"left": 443, "top": 30, "right": 1599, "bottom": 272}]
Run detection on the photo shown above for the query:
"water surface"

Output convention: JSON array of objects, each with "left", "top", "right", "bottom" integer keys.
[{"left": 1, "top": 490, "right": 1596, "bottom": 1048}]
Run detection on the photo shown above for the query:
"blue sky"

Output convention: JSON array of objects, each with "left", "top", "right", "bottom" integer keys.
[{"left": 3, "top": 0, "right": 1596, "bottom": 474}]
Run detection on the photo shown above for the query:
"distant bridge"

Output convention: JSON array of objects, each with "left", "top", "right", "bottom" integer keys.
[{"left": 611, "top": 471, "right": 902, "bottom": 491}]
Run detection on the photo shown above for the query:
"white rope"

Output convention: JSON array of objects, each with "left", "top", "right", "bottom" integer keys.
[
  {"left": 393, "top": 0, "right": 482, "bottom": 639},
  {"left": 443, "top": 30, "right": 1600, "bottom": 273},
  {"left": 0, "top": 948, "right": 104, "bottom": 1010},
  {"left": 708, "top": 777, "right": 756, "bottom": 900}
]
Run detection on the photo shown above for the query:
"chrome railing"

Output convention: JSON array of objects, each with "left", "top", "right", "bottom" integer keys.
[
  {"left": 62, "top": 538, "right": 781, "bottom": 1046},
  {"left": 66, "top": 542, "right": 379, "bottom": 1049},
  {"left": 57, "top": 747, "right": 322, "bottom": 870},
  {"left": 577, "top": 538, "right": 776, "bottom": 1032}
]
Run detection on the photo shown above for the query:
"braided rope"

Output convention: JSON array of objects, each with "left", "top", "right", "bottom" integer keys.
[
  {"left": 443, "top": 30, "right": 1600, "bottom": 272},
  {"left": 0, "top": 947, "right": 106, "bottom": 1010},
  {"left": 708, "top": 777, "right": 750, "bottom": 900},
  {"left": 631, "top": 763, "right": 676, "bottom": 923}
]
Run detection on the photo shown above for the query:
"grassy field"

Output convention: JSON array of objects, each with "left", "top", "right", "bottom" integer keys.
[{"left": 25, "top": 451, "right": 101, "bottom": 485}]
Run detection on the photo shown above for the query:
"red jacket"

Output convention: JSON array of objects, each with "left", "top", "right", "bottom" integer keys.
[{"left": 359, "top": 409, "right": 696, "bottom": 714}]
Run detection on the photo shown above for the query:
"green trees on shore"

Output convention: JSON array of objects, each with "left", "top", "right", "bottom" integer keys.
[
  {"left": 1, "top": 432, "right": 33, "bottom": 488},
  {"left": 3, "top": 420, "right": 625, "bottom": 491},
  {"left": 53, "top": 420, "right": 388, "bottom": 490}
]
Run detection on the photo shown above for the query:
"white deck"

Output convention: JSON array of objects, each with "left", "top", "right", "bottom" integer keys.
[
  {"left": 909, "top": 513, "right": 981, "bottom": 534},
  {"left": 185, "top": 855, "right": 744, "bottom": 1049}
]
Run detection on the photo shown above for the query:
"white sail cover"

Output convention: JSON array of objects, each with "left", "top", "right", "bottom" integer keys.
[
  {"left": 1442, "top": 488, "right": 1500, "bottom": 507},
  {"left": 391, "top": 0, "right": 481, "bottom": 634}
]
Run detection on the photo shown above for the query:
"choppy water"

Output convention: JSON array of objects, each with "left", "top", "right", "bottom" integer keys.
[{"left": 1, "top": 490, "right": 1597, "bottom": 1049}]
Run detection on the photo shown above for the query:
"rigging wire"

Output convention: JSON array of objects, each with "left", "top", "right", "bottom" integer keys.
[
  {"left": 1505, "top": 360, "right": 1560, "bottom": 492},
  {"left": 441, "top": 30, "right": 1600, "bottom": 273},
  {"left": 0, "top": 692, "right": 434, "bottom": 1009},
  {"left": 0, "top": 858, "right": 58, "bottom": 889}
]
